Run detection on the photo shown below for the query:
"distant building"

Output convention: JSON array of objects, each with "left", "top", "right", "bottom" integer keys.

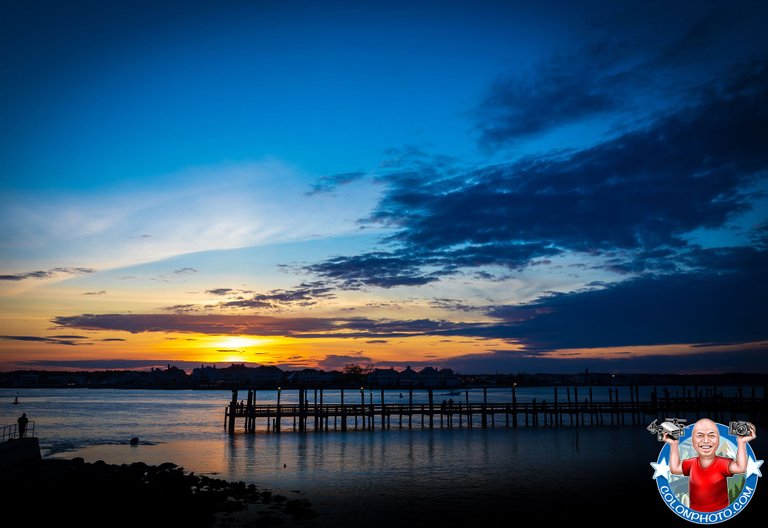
[
  {"left": 418, "top": 367, "right": 441, "bottom": 387},
  {"left": 399, "top": 366, "right": 419, "bottom": 387},
  {"left": 191, "top": 365, "right": 219, "bottom": 385},
  {"left": 439, "top": 368, "right": 459, "bottom": 387},
  {"left": 252, "top": 365, "right": 284, "bottom": 386},
  {"left": 287, "top": 368, "right": 330, "bottom": 385},
  {"left": 148, "top": 365, "right": 188, "bottom": 385},
  {"left": 367, "top": 368, "right": 398, "bottom": 387},
  {"left": 325, "top": 370, "right": 345, "bottom": 386},
  {"left": 102, "top": 370, "right": 143, "bottom": 386},
  {"left": 192, "top": 363, "right": 284, "bottom": 386},
  {"left": 219, "top": 364, "right": 255, "bottom": 385}
]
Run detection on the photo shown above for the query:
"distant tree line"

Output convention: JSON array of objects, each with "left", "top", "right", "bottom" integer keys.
[{"left": 1, "top": 363, "right": 766, "bottom": 389}]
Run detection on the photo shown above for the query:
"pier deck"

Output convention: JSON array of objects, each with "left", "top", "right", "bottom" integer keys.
[{"left": 223, "top": 386, "right": 767, "bottom": 433}]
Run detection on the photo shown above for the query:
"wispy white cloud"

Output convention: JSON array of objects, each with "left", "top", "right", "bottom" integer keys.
[{"left": 0, "top": 160, "right": 384, "bottom": 276}]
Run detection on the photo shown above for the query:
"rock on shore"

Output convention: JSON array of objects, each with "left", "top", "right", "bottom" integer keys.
[{"left": 0, "top": 457, "right": 316, "bottom": 527}]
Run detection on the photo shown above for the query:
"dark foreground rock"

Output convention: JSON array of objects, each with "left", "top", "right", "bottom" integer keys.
[{"left": 0, "top": 458, "right": 316, "bottom": 527}]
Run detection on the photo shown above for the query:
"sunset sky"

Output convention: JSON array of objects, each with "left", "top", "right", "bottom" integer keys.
[{"left": 1, "top": 0, "right": 767, "bottom": 374}]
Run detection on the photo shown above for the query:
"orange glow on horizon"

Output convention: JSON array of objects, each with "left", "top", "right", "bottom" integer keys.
[{"left": 3, "top": 313, "right": 767, "bottom": 372}]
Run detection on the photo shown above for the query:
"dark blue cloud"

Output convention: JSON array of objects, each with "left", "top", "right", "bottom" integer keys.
[
  {"left": 52, "top": 312, "right": 485, "bottom": 339},
  {"left": 305, "top": 251, "right": 445, "bottom": 289},
  {"left": 476, "top": 41, "right": 623, "bottom": 145},
  {"left": 15, "top": 359, "right": 202, "bottom": 371},
  {"left": 0, "top": 267, "right": 96, "bottom": 281},
  {"left": 291, "top": 60, "right": 768, "bottom": 377},
  {"left": 164, "top": 283, "right": 336, "bottom": 312},
  {"left": 206, "top": 288, "right": 237, "bottom": 296},
  {"left": 442, "top": 347, "right": 768, "bottom": 375},
  {"left": 0, "top": 335, "right": 89, "bottom": 346},
  {"left": 53, "top": 313, "right": 342, "bottom": 336},
  {"left": 475, "top": 3, "right": 768, "bottom": 146},
  {"left": 305, "top": 60, "right": 768, "bottom": 294},
  {"left": 306, "top": 171, "right": 366, "bottom": 195},
  {"left": 161, "top": 304, "right": 200, "bottom": 313},
  {"left": 429, "top": 298, "right": 483, "bottom": 313},
  {"left": 0, "top": 333, "right": 123, "bottom": 346},
  {"left": 218, "top": 282, "right": 336, "bottom": 309},
  {"left": 479, "top": 247, "right": 768, "bottom": 350},
  {"left": 376, "top": 60, "right": 768, "bottom": 257},
  {"left": 305, "top": 242, "right": 560, "bottom": 289}
]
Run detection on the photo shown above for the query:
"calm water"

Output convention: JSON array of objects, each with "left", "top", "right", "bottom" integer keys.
[{"left": 2, "top": 387, "right": 765, "bottom": 525}]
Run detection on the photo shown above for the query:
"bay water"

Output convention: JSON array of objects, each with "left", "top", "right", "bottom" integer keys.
[{"left": 2, "top": 387, "right": 765, "bottom": 525}]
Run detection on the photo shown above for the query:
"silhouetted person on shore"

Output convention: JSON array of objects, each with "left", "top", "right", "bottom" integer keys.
[{"left": 17, "top": 413, "right": 28, "bottom": 438}]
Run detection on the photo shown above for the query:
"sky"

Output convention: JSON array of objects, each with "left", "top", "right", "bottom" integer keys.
[{"left": 1, "top": 0, "right": 767, "bottom": 375}]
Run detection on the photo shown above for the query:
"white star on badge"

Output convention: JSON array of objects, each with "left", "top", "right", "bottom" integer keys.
[
  {"left": 651, "top": 458, "right": 671, "bottom": 480},
  {"left": 746, "top": 456, "right": 764, "bottom": 479}
]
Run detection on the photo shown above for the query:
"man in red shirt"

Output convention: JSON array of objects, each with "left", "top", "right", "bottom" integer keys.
[{"left": 666, "top": 418, "right": 756, "bottom": 512}]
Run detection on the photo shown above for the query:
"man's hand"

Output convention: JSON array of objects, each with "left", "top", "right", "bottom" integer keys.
[{"left": 663, "top": 433, "right": 679, "bottom": 446}]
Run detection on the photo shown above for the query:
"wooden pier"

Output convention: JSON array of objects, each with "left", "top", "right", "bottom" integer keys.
[{"left": 224, "top": 386, "right": 767, "bottom": 434}]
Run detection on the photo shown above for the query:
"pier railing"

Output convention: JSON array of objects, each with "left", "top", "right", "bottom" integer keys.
[
  {"left": 0, "top": 421, "right": 36, "bottom": 443},
  {"left": 224, "top": 387, "right": 767, "bottom": 434}
]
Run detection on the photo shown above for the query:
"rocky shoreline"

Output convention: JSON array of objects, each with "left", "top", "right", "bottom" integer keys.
[{"left": 0, "top": 457, "right": 317, "bottom": 527}]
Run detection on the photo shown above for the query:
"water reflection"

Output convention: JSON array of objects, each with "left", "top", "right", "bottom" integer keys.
[{"left": 43, "top": 419, "right": 768, "bottom": 526}]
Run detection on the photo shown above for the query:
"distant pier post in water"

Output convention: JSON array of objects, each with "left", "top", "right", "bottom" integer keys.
[
  {"left": 512, "top": 384, "right": 517, "bottom": 428},
  {"left": 228, "top": 389, "right": 238, "bottom": 433},
  {"left": 428, "top": 388, "right": 434, "bottom": 429},
  {"left": 617, "top": 389, "right": 623, "bottom": 425},
  {"left": 466, "top": 389, "right": 472, "bottom": 428},
  {"left": 359, "top": 387, "right": 364, "bottom": 429},
  {"left": 313, "top": 388, "right": 318, "bottom": 431},
  {"left": 574, "top": 386, "right": 580, "bottom": 427},
  {"left": 368, "top": 389, "right": 374, "bottom": 430},
  {"left": 297, "top": 388, "right": 304, "bottom": 432},
  {"left": 246, "top": 389, "right": 253, "bottom": 433},
  {"left": 381, "top": 388, "right": 386, "bottom": 429},
  {"left": 409, "top": 387, "right": 413, "bottom": 429},
  {"left": 319, "top": 388, "right": 325, "bottom": 431},
  {"left": 608, "top": 388, "right": 614, "bottom": 425}
]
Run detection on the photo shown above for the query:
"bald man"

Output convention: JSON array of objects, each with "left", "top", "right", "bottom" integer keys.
[{"left": 666, "top": 418, "right": 757, "bottom": 512}]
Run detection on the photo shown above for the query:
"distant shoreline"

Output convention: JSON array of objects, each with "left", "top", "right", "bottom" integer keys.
[{"left": 3, "top": 370, "right": 767, "bottom": 390}]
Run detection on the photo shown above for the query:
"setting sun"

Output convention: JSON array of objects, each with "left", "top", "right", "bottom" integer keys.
[{"left": 210, "top": 336, "right": 269, "bottom": 350}]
